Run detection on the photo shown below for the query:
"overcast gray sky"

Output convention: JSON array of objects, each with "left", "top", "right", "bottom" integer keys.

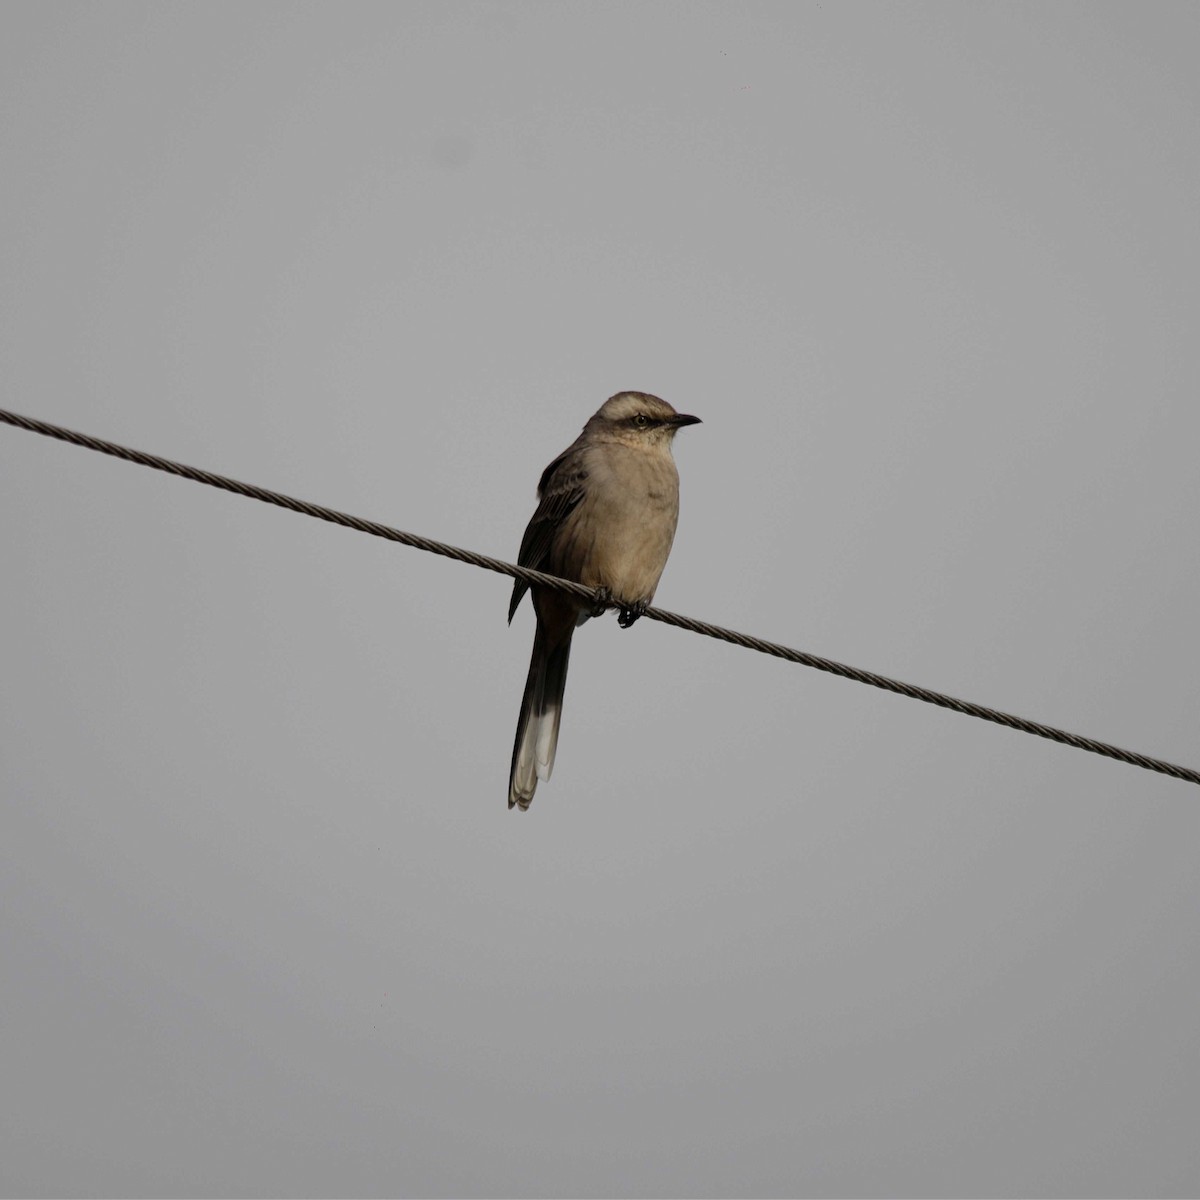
[{"left": 3, "top": 3, "right": 1199, "bottom": 1196}]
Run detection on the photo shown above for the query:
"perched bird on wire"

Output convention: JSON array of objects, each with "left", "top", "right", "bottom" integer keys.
[{"left": 507, "top": 391, "right": 701, "bottom": 810}]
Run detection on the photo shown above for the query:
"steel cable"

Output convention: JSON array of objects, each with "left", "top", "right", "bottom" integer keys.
[{"left": 3, "top": 405, "right": 1196, "bottom": 788}]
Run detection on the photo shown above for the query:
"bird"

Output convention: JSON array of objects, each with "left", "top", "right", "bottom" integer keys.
[{"left": 507, "top": 391, "right": 701, "bottom": 810}]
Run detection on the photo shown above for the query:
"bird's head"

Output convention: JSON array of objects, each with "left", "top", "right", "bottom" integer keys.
[{"left": 586, "top": 391, "right": 701, "bottom": 447}]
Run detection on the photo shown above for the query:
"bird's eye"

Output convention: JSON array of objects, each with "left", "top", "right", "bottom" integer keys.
[{"left": 633, "top": 414, "right": 649, "bottom": 428}]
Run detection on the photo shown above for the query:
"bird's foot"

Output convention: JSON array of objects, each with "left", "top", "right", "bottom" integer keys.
[
  {"left": 589, "top": 586, "right": 614, "bottom": 619},
  {"left": 618, "top": 600, "right": 648, "bottom": 629}
]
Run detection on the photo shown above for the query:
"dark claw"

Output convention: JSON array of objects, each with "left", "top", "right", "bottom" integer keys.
[
  {"left": 617, "top": 600, "right": 648, "bottom": 629},
  {"left": 590, "top": 586, "right": 614, "bottom": 619}
]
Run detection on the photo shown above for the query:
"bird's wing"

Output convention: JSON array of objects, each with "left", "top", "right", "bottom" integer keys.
[{"left": 507, "top": 447, "right": 589, "bottom": 623}]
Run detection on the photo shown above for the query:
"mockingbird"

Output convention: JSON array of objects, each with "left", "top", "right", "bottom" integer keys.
[{"left": 507, "top": 391, "right": 701, "bottom": 810}]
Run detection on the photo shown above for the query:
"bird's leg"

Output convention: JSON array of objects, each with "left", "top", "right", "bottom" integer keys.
[
  {"left": 589, "top": 586, "right": 614, "bottom": 619},
  {"left": 617, "top": 599, "right": 648, "bottom": 629}
]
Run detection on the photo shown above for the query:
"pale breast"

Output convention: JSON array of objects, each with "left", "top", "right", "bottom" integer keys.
[{"left": 551, "top": 442, "right": 681, "bottom": 606}]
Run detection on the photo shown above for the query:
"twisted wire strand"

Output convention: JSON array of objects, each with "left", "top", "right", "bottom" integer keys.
[{"left": 3, "top": 405, "right": 1197, "bottom": 788}]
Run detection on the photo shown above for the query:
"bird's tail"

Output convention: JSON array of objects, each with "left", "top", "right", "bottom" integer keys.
[{"left": 509, "top": 623, "right": 573, "bottom": 810}]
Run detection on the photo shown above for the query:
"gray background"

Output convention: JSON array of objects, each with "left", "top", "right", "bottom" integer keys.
[{"left": 2, "top": 3, "right": 1198, "bottom": 1196}]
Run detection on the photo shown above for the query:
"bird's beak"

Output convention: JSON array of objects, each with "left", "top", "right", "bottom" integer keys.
[{"left": 670, "top": 413, "right": 702, "bottom": 428}]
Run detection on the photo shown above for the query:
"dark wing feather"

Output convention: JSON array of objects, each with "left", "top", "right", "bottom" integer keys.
[{"left": 507, "top": 448, "right": 588, "bottom": 623}]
